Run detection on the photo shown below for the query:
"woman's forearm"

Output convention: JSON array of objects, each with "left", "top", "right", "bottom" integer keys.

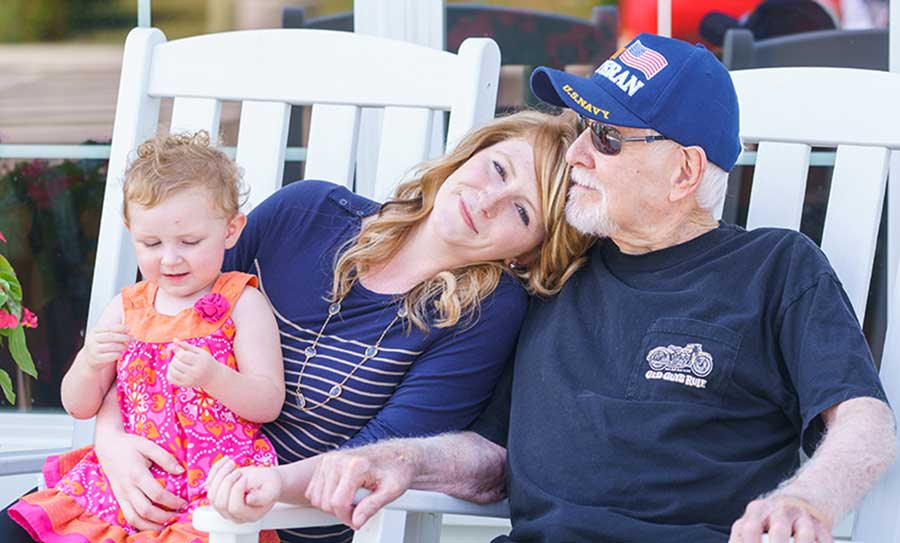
[
  {"left": 93, "top": 386, "right": 126, "bottom": 457},
  {"left": 274, "top": 456, "right": 321, "bottom": 505},
  {"left": 94, "top": 386, "right": 124, "bottom": 433}
]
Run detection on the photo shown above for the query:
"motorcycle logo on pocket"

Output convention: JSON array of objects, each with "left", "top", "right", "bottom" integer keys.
[{"left": 644, "top": 343, "right": 712, "bottom": 389}]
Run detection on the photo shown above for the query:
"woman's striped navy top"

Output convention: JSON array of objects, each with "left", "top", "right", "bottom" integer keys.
[{"left": 222, "top": 180, "right": 527, "bottom": 543}]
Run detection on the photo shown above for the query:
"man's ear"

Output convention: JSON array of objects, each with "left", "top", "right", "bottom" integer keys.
[
  {"left": 224, "top": 212, "right": 247, "bottom": 249},
  {"left": 669, "top": 146, "right": 707, "bottom": 203}
]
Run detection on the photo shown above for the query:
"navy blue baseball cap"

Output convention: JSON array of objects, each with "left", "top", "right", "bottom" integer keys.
[{"left": 531, "top": 33, "right": 742, "bottom": 171}]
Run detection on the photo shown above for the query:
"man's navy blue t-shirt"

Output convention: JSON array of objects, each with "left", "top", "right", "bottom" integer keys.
[{"left": 472, "top": 223, "right": 886, "bottom": 543}]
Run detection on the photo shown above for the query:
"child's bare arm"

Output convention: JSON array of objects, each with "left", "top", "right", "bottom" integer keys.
[
  {"left": 200, "top": 286, "right": 285, "bottom": 422},
  {"left": 61, "top": 294, "right": 130, "bottom": 419}
]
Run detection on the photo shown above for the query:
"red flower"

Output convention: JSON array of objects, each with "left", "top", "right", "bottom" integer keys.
[
  {"left": 27, "top": 183, "right": 51, "bottom": 210},
  {"left": 21, "top": 160, "right": 46, "bottom": 178},
  {"left": 193, "top": 293, "right": 230, "bottom": 323},
  {"left": 0, "top": 309, "right": 19, "bottom": 329},
  {"left": 22, "top": 307, "right": 38, "bottom": 329}
]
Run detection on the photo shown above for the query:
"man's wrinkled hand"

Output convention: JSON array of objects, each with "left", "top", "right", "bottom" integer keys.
[
  {"left": 305, "top": 448, "right": 415, "bottom": 530},
  {"left": 730, "top": 494, "right": 833, "bottom": 543}
]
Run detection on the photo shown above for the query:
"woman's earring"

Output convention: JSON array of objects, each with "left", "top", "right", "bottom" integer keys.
[{"left": 509, "top": 261, "right": 522, "bottom": 271}]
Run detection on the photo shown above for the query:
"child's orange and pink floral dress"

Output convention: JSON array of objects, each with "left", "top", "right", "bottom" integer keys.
[{"left": 10, "top": 272, "right": 279, "bottom": 543}]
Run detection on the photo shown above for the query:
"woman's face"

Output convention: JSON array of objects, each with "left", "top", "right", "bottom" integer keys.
[{"left": 430, "top": 138, "right": 545, "bottom": 263}]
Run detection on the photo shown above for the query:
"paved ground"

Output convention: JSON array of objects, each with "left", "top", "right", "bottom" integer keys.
[
  {"left": 0, "top": 43, "right": 242, "bottom": 146},
  {"left": 0, "top": 44, "right": 123, "bottom": 145}
]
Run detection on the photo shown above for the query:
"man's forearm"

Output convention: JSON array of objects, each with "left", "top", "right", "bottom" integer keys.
[
  {"left": 398, "top": 432, "right": 507, "bottom": 503},
  {"left": 302, "top": 431, "right": 507, "bottom": 529},
  {"left": 772, "top": 396, "right": 897, "bottom": 524}
]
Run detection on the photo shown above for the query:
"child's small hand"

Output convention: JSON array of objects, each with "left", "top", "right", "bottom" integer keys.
[
  {"left": 84, "top": 324, "right": 131, "bottom": 371},
  {"left": 166, "top": 339, "right": 221, "bottom": 388},
  {"left": 206, "top": 458, "right": 282, "bottom": 523}
]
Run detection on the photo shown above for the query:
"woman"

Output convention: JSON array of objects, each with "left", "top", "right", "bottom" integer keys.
[{"left": 2, "top": 110, "right": 592, "bottom": 543}]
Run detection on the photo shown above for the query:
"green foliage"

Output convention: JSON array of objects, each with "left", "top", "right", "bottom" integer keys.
[
  {"left": 0, "top": 250, "right": 33, "bottom": 404},
  {"left": 9, "top": 326, "right": 37, "bottom": 378},
  {"left": 0, "top": 370, "right": 12, "bottom": 409},
  {"left": 0, "top": 0, "right": 126, "bottom": 42}
]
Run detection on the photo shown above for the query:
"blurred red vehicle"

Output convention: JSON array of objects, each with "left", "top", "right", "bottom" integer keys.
[{"left": 619, "top": 0, "right": 842, "bottom": 46}]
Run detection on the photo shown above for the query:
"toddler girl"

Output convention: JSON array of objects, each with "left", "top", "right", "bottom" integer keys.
[{"left": 10, "top": 132, "right": 284, "bottom": 543}]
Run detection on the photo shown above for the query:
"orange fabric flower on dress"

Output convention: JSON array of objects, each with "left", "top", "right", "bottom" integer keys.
[{"left": 193, "top": 293, "right": 230, "bottom": 323}]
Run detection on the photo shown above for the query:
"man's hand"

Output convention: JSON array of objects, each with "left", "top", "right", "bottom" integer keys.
[
  {"left": 95, "top": 432, "right": 187, "bottom": 531},
  {"left": 84, "top": 324, "right": 131, "bottom": 370},
  {"left": 730, "top": 494, "right": 833, "bottom": 543},
  {"left": 166, "top": 340, "right": 221, "bottom": 388},
  {"left": 206, "top": 458, "right": 282, "bottom": 523},
  {"left": 305, "top": 448, "right": 416, "bottom": 529}
]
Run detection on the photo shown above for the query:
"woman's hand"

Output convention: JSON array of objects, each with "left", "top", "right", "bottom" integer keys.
[
  {"left": 94, "top": 432, "right": 187, "bottom": 531},
  {"left": 206, "top": 458, "right": 283, "bottom": 523}
]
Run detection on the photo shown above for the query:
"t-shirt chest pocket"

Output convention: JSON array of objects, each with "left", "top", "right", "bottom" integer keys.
[{"left": 625, "top": 318, "right": 742, "bottom": 406}]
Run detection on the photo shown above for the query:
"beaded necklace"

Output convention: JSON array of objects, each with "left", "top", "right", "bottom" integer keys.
[{"left": 295, "top": 300, "right": 408, "bottom": 411}]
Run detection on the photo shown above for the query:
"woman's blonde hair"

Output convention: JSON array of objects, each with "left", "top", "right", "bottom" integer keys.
[
  {"left": 331, "top": 110, "right": 593, "bottom": 332},
  {"left": 122, "top": 131, "right": 246, "bottom": 223}
]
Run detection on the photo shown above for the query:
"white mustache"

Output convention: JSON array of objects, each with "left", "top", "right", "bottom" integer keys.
[{"left": 570, "top": 167, "right": 602, "bottom": 191}]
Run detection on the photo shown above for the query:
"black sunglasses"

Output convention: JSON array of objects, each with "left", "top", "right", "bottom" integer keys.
[{"left": 576, "top": 115, "right": 669, "bottom": 156}]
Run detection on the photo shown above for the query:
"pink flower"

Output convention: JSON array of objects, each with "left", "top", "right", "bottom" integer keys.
[
  {"left": 22, "top": 307, "right": 38, "bottom": 329},
  {"left": 193, "top": 293, "right": 230, "bottom": 323},
  {"left": 0, "top": 309, "right": 19, "bottom": 329},
  {"left": 0, "top": 231, "right": 5, "bottom": 243}
]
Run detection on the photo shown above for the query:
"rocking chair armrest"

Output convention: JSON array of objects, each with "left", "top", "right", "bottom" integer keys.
[
  {"left": 193, "top": 489, "right": 509, "bottom": 535},
  {"left": 381, "top": 489, "right": 509, "bottom": 517}
]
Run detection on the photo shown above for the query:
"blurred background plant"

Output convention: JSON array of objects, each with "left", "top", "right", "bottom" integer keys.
[
  {"left": 0, "top": 154, "right": 107, "bottom": 408},
  {"left": 0, "top": 0, "right": 129, "bottom": 42}
]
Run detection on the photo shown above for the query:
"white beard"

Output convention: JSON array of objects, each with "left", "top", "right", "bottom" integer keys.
[{"left": 566, "top": 168, "right": 619, "bottom": 238}]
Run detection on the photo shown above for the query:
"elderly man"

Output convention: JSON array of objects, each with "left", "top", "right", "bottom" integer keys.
[{"left": 210, "top": 34, "right": 896, "bottom": 543}]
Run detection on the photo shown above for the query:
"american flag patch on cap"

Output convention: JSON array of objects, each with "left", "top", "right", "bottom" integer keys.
[{"left": 619, "top": 40, "right": 668, "bottom": 80}]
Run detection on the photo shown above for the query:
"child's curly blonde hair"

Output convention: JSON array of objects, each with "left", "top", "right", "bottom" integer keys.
[{"left": 122, "top": 131, "right": 247, "bottom": 223}]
